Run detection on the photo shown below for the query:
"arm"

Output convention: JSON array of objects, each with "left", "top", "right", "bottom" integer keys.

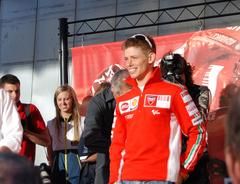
[
  {"left": 82, "top": 97, "right": 107, "bottom": 152},
  {"left": 81, "top": 153, "right": 97, "bottom": 163},
  {"left": 46, "top": 122, "right": 53, "bottom": 167},
  {"left": 109, "top": 107, "right": 126, "bottom": 184},
  {"left": 0, "top": 90, "right": 23, "bottom": 153},
  {"left": 0, "top": 146, "right": 12, "bottom": 152},
  {"left": 173, "top": 88, "right": 207, "bottom": 182},
  {"left": 24, "top": 128, "right": 51, "bottom": 147},
  {"left": 46, "top": 141, "right": 53, "bottom": 167},
  {"left": 24, "top": 105, "right": 51, "bottom": 147}
]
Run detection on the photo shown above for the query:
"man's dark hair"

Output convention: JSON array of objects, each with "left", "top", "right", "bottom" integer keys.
[
  {"left": 160, "top": 53, "right": 194, "bottom": 88},
  {"left": 0, "top": 153, "right": 41, "bottom": 184},
  {"left": 94, "top": 82, "right": 111, "bottom": 95},
  {"left": 0, "top": 74, "right": 20, "bottom": 87},
  {"left": 226, "top": 87, "right": 240, "bottom": 160}
]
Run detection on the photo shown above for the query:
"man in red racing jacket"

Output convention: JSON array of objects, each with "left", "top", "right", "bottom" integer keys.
[{"left": 109, "top": 34, "right": 206, "bottom": 184}]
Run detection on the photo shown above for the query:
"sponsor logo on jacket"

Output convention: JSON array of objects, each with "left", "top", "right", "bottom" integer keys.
[
  {"left": 180, "top": 90, "right": 192, "bottom": 103},
  {"left": 119, "top": 96, "right": 139, "bottom": 114},
  {"left": 192, "top": 112, "right": 203, "bottom": 125},
  {"left": 186, "top": 101, "right": 198, "bottom": 116},
  {"left": 152, "top": 109, "right": 160, "bottom": 115},
  {"left": 125, "top": 114, "right": 134, "bottom": 119},
  {"left": 144, "top": 94, "right": 171, "bottom": 109}
]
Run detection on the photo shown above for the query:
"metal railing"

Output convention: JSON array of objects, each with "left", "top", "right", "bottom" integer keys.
[{"left": 59, "top": 0, "right": 240, "bottom": 84}]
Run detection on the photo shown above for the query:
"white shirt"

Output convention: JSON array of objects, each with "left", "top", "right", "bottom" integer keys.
[{"left": 0, "top": 89, "right": 23, "bottom": 153}]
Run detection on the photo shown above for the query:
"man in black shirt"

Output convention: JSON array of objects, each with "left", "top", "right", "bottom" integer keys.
[{"left": 82, "top": 69, "right": 131, "bottom": 184}]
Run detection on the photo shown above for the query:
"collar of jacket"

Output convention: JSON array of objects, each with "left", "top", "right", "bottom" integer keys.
[
  {"left": 125, "top": 67, "right": 162, "bottom": 87},
  {"left": 16, "top": 101, "right": 23, "bottom": 109},
  {"left": 16, "top": 101, "right": 29, "bottom": 112},
  {"left": 60, "top": 115, "right": 73, "bottom": 123}
]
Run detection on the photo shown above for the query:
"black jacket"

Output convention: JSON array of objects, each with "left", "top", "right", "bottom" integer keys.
[{"left": 82, "top": 87, "right": 115, "bottom": 153}]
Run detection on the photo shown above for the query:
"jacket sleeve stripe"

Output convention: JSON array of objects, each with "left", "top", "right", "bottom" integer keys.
[{"left": 183, "top": 124, "right": 204, "bottom": 169}]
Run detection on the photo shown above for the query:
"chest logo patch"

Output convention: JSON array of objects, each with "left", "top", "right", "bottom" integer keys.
[
  {"left": 152, "top": 109, "right": 160, "bottom": 115},
  {"left": 144, "top": 94, "right": 171, "bottom": 109},
  {"left": 130, "top": 97, "right": 139, "bottom": 110},
  {"left": 119, "top": 96, "right": 139, "bottom": 114},
  {"left": 145, "top": 95, "right": 157, "bottom": 106},
  {"left": 120, "top": 102, "right": 129, "bottom": 112}
]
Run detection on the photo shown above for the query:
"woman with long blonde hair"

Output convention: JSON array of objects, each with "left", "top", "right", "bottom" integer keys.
[{"left": 47, "top": 84, "right": 82, "bottom": 184}]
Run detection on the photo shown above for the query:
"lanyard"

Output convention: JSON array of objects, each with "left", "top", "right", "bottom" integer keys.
[
  {"left": 64, "top": 118, "right": 69, "bottom": 183},
  {"left": 63, "top": 117, "right": 81, "bottom": 183}
]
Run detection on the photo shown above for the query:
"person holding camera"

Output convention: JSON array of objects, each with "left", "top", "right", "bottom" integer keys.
[{"left": 160, "top": 53, "right": 211, "bottom": 184}]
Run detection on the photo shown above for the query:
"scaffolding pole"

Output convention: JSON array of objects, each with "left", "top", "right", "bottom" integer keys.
[{"left": 59, "top": 18, "right": 69, "bottom": 85}]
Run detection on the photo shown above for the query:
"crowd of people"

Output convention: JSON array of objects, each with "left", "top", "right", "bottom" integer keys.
[{"left": 0, "top": 34, "right": 239, "bottom": 184}]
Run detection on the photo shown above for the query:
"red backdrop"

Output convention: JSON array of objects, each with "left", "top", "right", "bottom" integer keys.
[
  {"left": 72, "top": 27, "right": 240, "bottom": 184},
  {"left": 72, "top": 26, "right": 240, "bottom": 111}
]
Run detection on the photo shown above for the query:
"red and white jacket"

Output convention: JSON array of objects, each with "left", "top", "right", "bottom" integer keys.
[{"left": 109, "top": 67, "right": 206, "bottom": 183}]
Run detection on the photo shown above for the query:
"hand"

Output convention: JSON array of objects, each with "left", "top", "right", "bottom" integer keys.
[
  {"left": 48, "top": 161, "right": 53, "bottom": 167},
  {"left": 71, "top": 141, "right": 79, "bottom": 146},
  {"left": 47, "top": 156, "right": 53, "bottom": 167},
  {"left": 175, "top": 174, "right": 184, "bottom": 184},
  {"left": 0, "top": 146, "right": 12, "bottom": 153},
  {"left": 81, "top": 153, "right": 97, "bottom": 163},
  {"left": 23, "top": 129, "right": 31, "bottom": 139}
]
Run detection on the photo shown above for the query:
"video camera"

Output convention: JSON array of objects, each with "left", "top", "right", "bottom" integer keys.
[{"left": 160, "top": 53, "right": 187, "bottom": 84}]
